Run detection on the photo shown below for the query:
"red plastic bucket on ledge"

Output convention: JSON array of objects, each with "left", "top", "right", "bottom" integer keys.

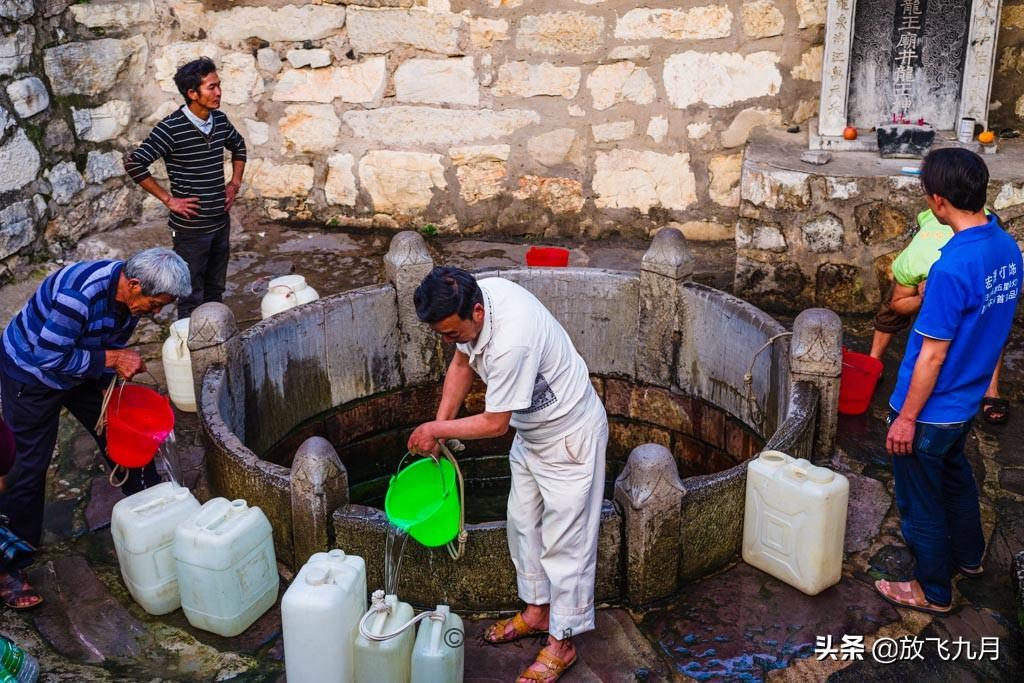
[
  {"left": 525, "top": 246, "right": 570, "bottom": 267},
  {"left": 838, "top": 349, "right": 883, "bottom": 416},
  {"left": 107, "top": 385, "right": 174, "bottom": 468}
]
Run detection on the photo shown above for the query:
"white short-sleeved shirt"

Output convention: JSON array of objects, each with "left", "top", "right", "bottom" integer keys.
[{"left": 456, "top": 277, "right": 599, "bottom": 442}]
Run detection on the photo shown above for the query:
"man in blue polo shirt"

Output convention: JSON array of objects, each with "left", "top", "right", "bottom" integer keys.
[
  {"left": 876, "top": 148, "right": 1022, "bottom": 615},
  {"left": 0, "top": 248, "right": 190, "bottom": 610}
]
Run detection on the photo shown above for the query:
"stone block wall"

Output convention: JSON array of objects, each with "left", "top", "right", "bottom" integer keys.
[
  {"left": 993, "top": 2, "right": 1024, "bottom": 131},
  {"left": 736, "top": 129, "right": 1024, "bottom": 314},
  {"left": 3, "top": 0, "right": 831, "bottom": 275},
  {"left": 4, "top": 1, "right": 1024, "bottom": 283}
]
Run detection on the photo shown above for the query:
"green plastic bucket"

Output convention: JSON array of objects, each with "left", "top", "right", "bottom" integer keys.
[{"left": 384, "top": 456, "right": 461, "bottom": 547}]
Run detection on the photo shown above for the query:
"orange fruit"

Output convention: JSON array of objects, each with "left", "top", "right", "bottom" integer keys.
[
  {"left": 842, "top": 126, "right": 857, "bottom": 140},
  {"left": 978, "top": 130, "right": 995, "bottom": 144}
]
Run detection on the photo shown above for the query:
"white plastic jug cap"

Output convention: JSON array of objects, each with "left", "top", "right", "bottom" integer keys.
[
  {"left": 327, "top": 549, "right": 346, "bottom": 559},
  {"left": 306, "top": 567, "right": 329, "bottom": 586},
  {"left": 230, "top": 499, "right": 247, "bottom": 510},
  {"left": 808, "top": 466, "right": 834, "bottom": 484}
]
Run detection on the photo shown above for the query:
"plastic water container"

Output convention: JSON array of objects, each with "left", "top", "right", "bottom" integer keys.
[
  {"left": 111, "top": 482, "right": 200, "bottom": 615},
  {"left": 162, "top": 318, "right": 196, "bottom": 412},
  {"left": 411, "top": 605, "right": 464, "bottom": 683},
  {"left": 282, "top": 549, "right": 367, "bottom": 683},
  {"left": 354, "top": 594, "right": 415, "bottom": 683},
  {"left": 742, "top": 450, "right": 849, "bottom": 596},
  {"left": 173, "top": 498, "right": 279, "bottom": 636},
  {"left": 260, "top": 274, "right": 319, "bottom": 319}
]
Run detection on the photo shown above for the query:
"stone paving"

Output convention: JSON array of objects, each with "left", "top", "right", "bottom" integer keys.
[{"left": 0, "top": 222, "right": 1021, "bottom": 682}]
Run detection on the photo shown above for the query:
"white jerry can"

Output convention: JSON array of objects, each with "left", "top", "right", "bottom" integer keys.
[
  {"left": 354, "top": 593, "right": 415, "bottom": 683},
  {"left": 742, "top": 450, "right": 849, "bottom": 596},
  {"left": 111, "top": 482, "right": 200, "bottom": 615},
  {"left": 411, "top": 605, "right": 464, "bottom": 683},
  {"left": 161, "top": 318, "right": 196, "bottom": 412},
  {"left": 173, "top": 498, "right": 279, "bottom": 637},
  {"left": 260, "top": 274, "right": 319, "bottom": 320},
  {"left": 282, "top": 549, "right": 367, "bottom": 683}
]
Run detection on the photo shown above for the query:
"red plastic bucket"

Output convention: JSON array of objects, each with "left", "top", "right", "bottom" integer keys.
[
  {"left": 107, "top": 385, "right": 174, "bottom": 468},
  {"left": 525, "top": 246, "right": 570, "bottom": 267},
  {"left": 838, "top": 349, "right": 883, "bottom": 415}
]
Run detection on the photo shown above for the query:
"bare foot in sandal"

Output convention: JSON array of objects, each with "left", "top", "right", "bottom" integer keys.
[
  {"left": 875, "top": 579, "right": 950, "bottom": 615},
  {"left": 518, "top": 638, "right": 577, "bottom": 683},
  {"left": 0, "top": 569, "right": 43, "bottom": 610},
  {"left": 483, "top": 606, "right": 547, "bottom": 644}
]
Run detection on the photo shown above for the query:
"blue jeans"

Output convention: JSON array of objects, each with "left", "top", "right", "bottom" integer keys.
[{"left": 888, "top": 411, "right": 984, "bottom": 606}]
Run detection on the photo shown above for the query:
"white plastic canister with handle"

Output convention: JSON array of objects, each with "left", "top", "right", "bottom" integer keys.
[
  {"left": 742, "top": 450, "right": 849, "bottom": 596},
  {"left": 260, "top": 274, "right": 319, "bottom": 319},
  {"left": 282, "top": 549, "right": 367, "bottom": 683},
  {"left": 354, "top": 594, "right": 415, "bottom": 683},
  {"left": 173, "top": 498, "right": 279, "bottom": 636},
  {"left": 411, "top": 605, "right": 464, "bottom": 683},
  {"left": 111, "top": 482, "right": 200, "bottom": 615},
  {"left": 161, "top": 318, "right": 195, "bottom": 412}
]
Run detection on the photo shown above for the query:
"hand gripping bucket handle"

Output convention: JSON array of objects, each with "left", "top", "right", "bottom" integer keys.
[{"left": 389, "top": 440, "right": 467, "bottom": 560}]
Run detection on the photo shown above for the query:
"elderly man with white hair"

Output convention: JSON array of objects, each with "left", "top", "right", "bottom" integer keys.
[{"left": 0, "top": 248, "right": 191, "bottom": 610}]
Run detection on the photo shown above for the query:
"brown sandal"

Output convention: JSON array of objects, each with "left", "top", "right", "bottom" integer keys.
[
  {"left": 518, "top": 646, "right": 577, "bottom": 683},
  {"left": 875, "top": 579, "right": 951, "bottom": 615},
  {"left": 483, "top": 612, "right": 544, "bottom": 644},
  {"left": 0, "top": 569, "right": 43, "bottom": 610}
]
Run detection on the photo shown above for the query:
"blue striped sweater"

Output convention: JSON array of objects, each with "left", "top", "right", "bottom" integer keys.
[{"left": 1, "top": 261, "right": 137, "bottom": 390}]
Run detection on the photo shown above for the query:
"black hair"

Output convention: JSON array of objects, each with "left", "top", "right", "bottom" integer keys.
[
  {"left": 920, "top": 147, "right": 989, "bottom": 212},
  {"left": 174, "top": 57, "right": 217, "bottom": 105},
  {"left": 414, "top": 266, "right": 483, "bottom": 324}
]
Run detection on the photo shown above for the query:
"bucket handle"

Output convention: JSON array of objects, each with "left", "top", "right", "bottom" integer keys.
[
  {"left": 392, "top": 441, "right": 467, "bottom": 560},
  {"left": 437, "top": 440, "right": 467, "bottom": 561}
]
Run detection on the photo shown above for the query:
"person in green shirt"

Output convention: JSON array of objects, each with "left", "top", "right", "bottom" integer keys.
[{"left": 870, "top": 209, "right": 1009, "bottom": 424}]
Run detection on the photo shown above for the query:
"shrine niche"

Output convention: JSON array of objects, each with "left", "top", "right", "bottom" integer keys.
[{"left": 812, "top": 0, "right": 1002, "bottom": 149}]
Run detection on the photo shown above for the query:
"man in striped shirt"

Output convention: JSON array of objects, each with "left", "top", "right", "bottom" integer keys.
[
  {"left": 124, "top": 57, "right": 246, "bottom": 319},
  {"left": 0, "top": 249, "right": 190, "bottom": 609}
]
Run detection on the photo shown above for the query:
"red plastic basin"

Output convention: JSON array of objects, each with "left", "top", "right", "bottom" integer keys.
[{"left": 525, "top": 246, "right": 570, "bottom": 267}]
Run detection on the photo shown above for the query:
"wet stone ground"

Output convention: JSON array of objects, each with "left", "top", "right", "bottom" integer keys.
[{"left": 0, "top": 221, "right": 1022, "bottom": 682}]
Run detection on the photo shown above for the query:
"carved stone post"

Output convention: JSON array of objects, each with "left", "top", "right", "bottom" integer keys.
[
  {"left": 187, "top": 302, "right": 239, "bottom": 407},
  {"left": 636, "top": 228, "right": 694, "bottom": 387},
  {"left": 384, "top": 231, "right": 440, "bottom": 386},
  {"left": 291, "top": 436, "right": 349, "bottom": 567},
  {"left": 613, "top": 444, "right": 686, "bottom": 606},
  {"left": 790, "top": 308, "right": 842, "bottom": 459}
]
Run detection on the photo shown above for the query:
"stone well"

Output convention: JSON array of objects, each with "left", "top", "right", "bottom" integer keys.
[{"left": 188, "top": 229, "right": 841, "bottom": 612}]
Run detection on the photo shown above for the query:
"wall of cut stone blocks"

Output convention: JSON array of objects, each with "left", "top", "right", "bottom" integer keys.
[
  {"left": 2, "top": 0, "right": 831, "bottom": 275},
  {"left": 735, "top": 140, "right": 1024, "bottom": 314},
  {"left": 992, "top": 3, "right": 1024, "bottom": 131}
]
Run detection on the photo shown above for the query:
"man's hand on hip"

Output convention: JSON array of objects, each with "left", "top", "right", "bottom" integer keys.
[
  {"left": 225, "top": 181, "right": 240, "bottom": 211},
  {"left": 105, "top": 349, "right": 146, "bottom": 380},
  {"left": 407, "top": 422, "right": 441, "bottom": 457},
  {"left": 886, "top": 414, "right": 916, "bottom": 456},
  {"left": 165, "top": 196, "right": 200, "bottom": 218}
]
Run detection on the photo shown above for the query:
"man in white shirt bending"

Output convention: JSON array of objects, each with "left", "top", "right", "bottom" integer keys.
[{"left": 408, "top": 266, "right": 607, "bottom": 683}]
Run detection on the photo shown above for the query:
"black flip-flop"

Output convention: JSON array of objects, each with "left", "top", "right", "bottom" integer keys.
[{"left": 981, "top": 397, "right": 1010, "bottom": 425}]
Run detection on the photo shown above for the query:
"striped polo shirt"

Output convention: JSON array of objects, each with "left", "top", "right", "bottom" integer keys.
[
  {"left": 124, "top": 107, "right": 247, "bottom": 233},
  {"left": 1, "top": 261, "right": 138, "bottom": 390}
]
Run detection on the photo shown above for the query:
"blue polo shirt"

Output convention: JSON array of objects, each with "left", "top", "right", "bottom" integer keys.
[{"left": 890, "top": 215, "right": 1023, "bottom": 423}]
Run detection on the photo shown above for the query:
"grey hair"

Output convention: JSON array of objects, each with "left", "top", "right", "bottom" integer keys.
[{"left": 124, "top": 248, "right": 192, "bottom": 298}]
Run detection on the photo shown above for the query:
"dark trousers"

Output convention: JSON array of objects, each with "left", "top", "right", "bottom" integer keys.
[
  {"left": 173, "top": 224, "right": 230, "bottom": 320},
  {"left": 888, "top": 411, "right": 984, "bottom": 606},
  {"left": 0, "top": 367, "right": 158, "bottom": 546}
]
